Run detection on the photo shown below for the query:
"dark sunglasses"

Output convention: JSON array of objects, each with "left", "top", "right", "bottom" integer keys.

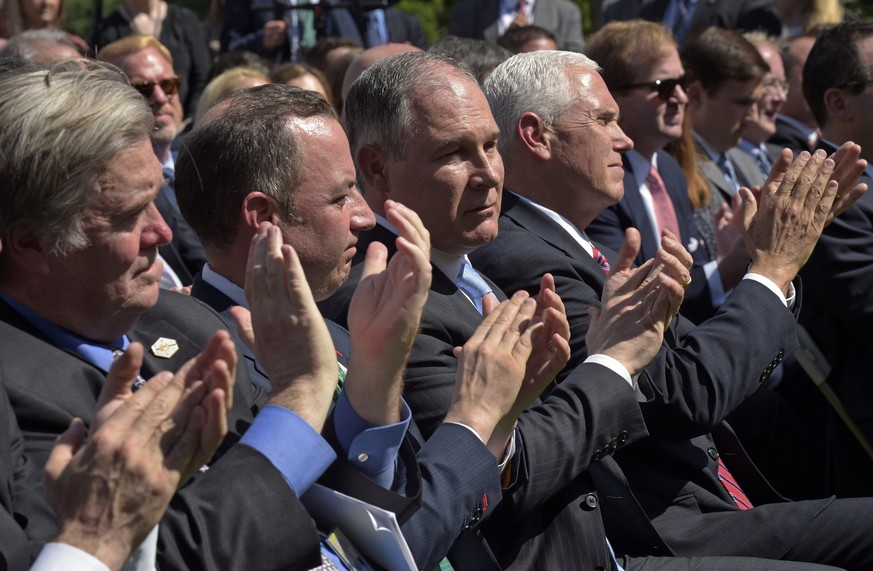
[
  {"left": 131, "top": 75, "right": 182, "bottom": 99},
  {"left": 614, "top": 75, "right": 688, "bottom": 102}
]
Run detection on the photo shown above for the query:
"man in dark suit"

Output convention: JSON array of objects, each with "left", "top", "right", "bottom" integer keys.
[
  {"left": 449, "top": 0, "right": 584, "bottom": 52},
  {"left": 175, "top": 83, "right": 538, "bottom": 570},
  {"left": 585, "top": 20, "right": 750, "bottom": 324},
  {"left": 320, "top": 50, "right": 854, "bottom": 570},
  {"left": 98, "top": 36, "right": 208, "bottom": 286},
  {"left": 469, "top": 47, "right": 873, "bottom": 568},
  {"left": 0, "top": 60, "right": 352, "bottom": 570},
  {"left": 800, "top": 21, "right": 873, "bottom": 497},
  {"left": 770, "top": 33, "right": 819, "bottom": 155}
]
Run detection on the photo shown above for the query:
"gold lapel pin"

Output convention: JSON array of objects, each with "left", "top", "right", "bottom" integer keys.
[{"left": 150, "top": 337, "right": 179, "bottom": 359}]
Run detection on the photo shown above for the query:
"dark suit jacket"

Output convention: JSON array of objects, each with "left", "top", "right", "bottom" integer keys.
[
  {"left": 326, "top": 8, "right": 426, "bottom": 49},
  {"left": 797, "top": 138, "right": 873, "bottom": 496},
  {"left": 638, "top": 0, "right": 780, "bottom": 41},
  {"left": 466, "top": 193, "right": 842, "bottom": 561},
  {"left": 448, "top": 0, "right": 585, "bottom": 52},
  {"left": 0, "top": 385, "right": 56, "bottom": 571},
  {"left": 770, "top": 115, "right": 817, "bottom": 156},
  {"left": 321, "top": 223, "right": 652, "bottom": 570},
  {"left": 586, "top": 151, "right": 723, "bottom": 323},
  {"left": 191, "top": 271, "right": 502, "bottom": 570}
]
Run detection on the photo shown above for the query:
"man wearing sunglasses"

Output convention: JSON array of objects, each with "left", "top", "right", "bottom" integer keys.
[
  {"left": 585, "top": 20, "right": 749, "bottom": 324},
  {"left": 99, "top": 35, "right": 207, "bottom": 287}
]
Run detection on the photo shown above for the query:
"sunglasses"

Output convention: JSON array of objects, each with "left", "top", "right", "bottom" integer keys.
[
  {"left": 130, "top": 75, "right": 182, "bottom": 99},
  {"left": 614, "top": 75, "right": 688, "bottom": 102}
]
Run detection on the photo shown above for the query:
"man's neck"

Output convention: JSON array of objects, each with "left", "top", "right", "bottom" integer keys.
[{"left": 153, "top": 140, "right": 172, "bottom": 165}]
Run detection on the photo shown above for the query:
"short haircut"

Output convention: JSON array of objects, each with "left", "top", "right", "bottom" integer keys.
[
  {"left": 585, "top": 20, "right": 676, "bottom": 90},
  {"left": 175, "top": 84, "right": 337, "bottom": 253},
  {"left": 803, "top": 22, "right": 873, "bottom": 127},
  {"left": 483, "top": 50, "right": 599, "bottom": 157},
  {"left": 206, "top": 50, "right": 273, "bottom": 82},
  {"left": 97, "top": 34, "right": 173, "bottom": 67},
  {"left": 271, "top": 62, "right": 332, "bottom": 103},
  {"left": 195, "top": 66, "right": 271, "bottom": 121},
  {"left": 681, "top": 26, "right": 768, "bottom": 94},
  {"left": 0, "top": 28, "right": 83, "bottom": 61},
  {"left": 305, "top": 36, "right": 361, "bottom": 71},
  {"left": 0, "top": 60, "right": 153, "bottom": 254},
  {"left": 496, "top": 25, "right": 557, "bottom": 54},
  {"left": 429, "top": 36, "right": 512, "bottom": 83},
  {"left": 344, "top": 51, "right": 478, "bottom": 160}
]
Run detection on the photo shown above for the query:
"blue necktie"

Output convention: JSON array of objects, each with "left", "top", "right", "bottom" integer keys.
[
  {"left": 717, "top": 154, "right": 740, "bottom": 195},
  {"left": 454, "top": 261, "right": 493, "bottom": 314}
]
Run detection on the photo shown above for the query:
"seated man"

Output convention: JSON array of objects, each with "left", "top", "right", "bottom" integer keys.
[{"left": 321, "top": 50, "right": 851, "bottom": 570}]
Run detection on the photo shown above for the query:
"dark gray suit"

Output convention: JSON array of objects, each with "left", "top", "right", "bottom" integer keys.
[{"left": 449, "top": 0, "right": 585, "bottom": 52}]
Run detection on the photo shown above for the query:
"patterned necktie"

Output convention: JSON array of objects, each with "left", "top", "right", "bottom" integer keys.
[
  {"left": 716, "top": 154, "right": 740, "bottom": 195},
  {"left": 717, "top": 457, "right": 753, "bottom": 510},
  {"left": 454, "top": 261, "right": 494, "bottom": 314},
  {"left": 513, "top": 0, "right": 530, "bottom": 26},
  {"left": 752, "top": 146, "right": 772, "bottom": 177},
  {"left": 309, "top": 551, "right": 341, "bottom": 571},
  {"left": 646, "top": 164, "right": 681, "bottom": 238},
  {"left": 590, "top": 243, "right": 611, "bottom": 275}
]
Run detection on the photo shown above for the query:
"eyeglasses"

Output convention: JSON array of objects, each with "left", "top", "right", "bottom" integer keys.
[
  {"left": 762, "top": 79, "right": 789, "bottom": 95},
  {"left": 613, "top": 75, "right": 688, "bottom": 102},
  {"left": 130, "top": 76, "right": 182, "bottom": 99}
]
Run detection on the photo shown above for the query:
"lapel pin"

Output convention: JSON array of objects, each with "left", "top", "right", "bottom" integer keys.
[{"left": 150, "top": 337, "right": 179, "bottom": 359}]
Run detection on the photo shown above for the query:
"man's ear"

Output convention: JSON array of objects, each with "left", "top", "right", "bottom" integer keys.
[
  {"left": 4, "top": 226, "right": 52, "bottom": 276},
  {"left": 823, "top": 87, "right": 853, "bottom": 122},
  {"left": 356, "top": 145, "right": 391, "bottom": 206},
  {"left": 517, "top": 112, "right": 554, "bottom": 161},
  {"left": 685, "top": 80, "right": 704, "bottom": 110},
  {"left": 241, "top": 191, "right": 276, "bottom": 229}
]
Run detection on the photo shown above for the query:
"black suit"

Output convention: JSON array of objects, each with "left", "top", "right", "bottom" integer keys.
[
  {"left": 155, "top": 189, "right": 208, "bottom": 285},
  {"left": 586, "top": 151, "right": 723, "bottom": 324},
  {"left": 770, "top": 115, "right": 817, "bottom": 156},
  {"left": 640, "top": 0, "right": 780, "bottom": 41},
  {"left": 797, "top": 138, "right": 873, "bottom": 497},
  {"left": 467, "top": 193, "right": 873, "bottom": 568}
]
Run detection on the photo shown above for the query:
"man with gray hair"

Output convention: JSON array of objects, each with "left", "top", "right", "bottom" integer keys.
[
  {"left": 470, "top": 47, "right": 873, "bottom": 567},
  {"left": 0, "top": 28, "right": 81, "bottom": 63},
  {"left": 319, "top": 50, "right": 849, "bottom": 570}
]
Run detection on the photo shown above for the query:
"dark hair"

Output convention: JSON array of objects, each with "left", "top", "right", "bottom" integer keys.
[
  {"left": 586, "top": 19, "right": 676, "bottom": 90},
  {"left": 305, "top": 36, "right": 361, "bottom": 71},
  {"left": 175, "top": 84, "right": 336, "bottom": 253},
  {"left": 428, "top": 36, "right": 511, "bottom": 83},
  {"left": 681, "top": 26, "right": 769, "bottom": 94},
  {"left": 206, "top": 50, "right": 273, "bottom": 82},
  {"left": 496, "top": 25, "right": 557, "bottom": 54},
  {"left": 803, "top": 22, "right": 873, "bottom": 127},
  {"left": 271, "top": 62, "right": 332, "bottom": 104}
]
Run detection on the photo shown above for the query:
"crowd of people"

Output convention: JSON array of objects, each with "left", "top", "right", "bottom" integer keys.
[{"left": 2, "top": 0, "right": 873, "bottom": 570}]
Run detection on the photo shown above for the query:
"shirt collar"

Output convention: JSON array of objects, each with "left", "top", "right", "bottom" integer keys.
[
  {"left": 693, "top": 131, "right": 723, "bottom": 163},
  {"left": 374, "top": 215, "right": 470, "bottom": 283},
  {"left": 511, "top": 191, "right": 594, "bottom": 257},
  {"left": 201, "top": 263, "right": 249, "bottom": 309},
  {"left": 625, "top": 149, "right": 658, "bottom": 190}
]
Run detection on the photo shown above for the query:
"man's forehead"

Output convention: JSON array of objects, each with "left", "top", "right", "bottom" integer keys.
[{"left": 118, "top": 48, "right": 173, "bottom": 77}]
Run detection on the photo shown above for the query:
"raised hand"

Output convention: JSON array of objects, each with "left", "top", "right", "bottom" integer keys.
[
  {"left": 444, "top": 291, "right": 540, "bottom": 459},
  {"left": 825, "top": 141, "right": 868, "bottom": 224},
  {"left": 344, "top": 200, "right": 432, "bottom": 425},
  {"left": 587, "top": 255, "right": 685, "bottom": 377},
  {"left": 241, "top": 222, "right": 338, "bottom": 431},
  {"left": 44, "top": 339, "right": 233, "bottom": 571},
  {"left": 741, "top": 149, "right": 840, "bottom": 294}
]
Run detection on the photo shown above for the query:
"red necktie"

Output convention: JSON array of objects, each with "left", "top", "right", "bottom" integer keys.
[
  {"left": 646, "top": 164, "right": 681, "bottom": 238},
  {"left": 718, "top": 457, "right": 753, "bottom": 510},
  {"left": 590, "top": 244, "right": 611, "bottom": 275}
]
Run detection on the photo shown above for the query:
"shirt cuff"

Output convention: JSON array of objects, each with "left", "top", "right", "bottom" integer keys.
[
  {"left": 703, "top": 260, "right": 729, "bottom": 307},
  {"left": 743, "top": 273, "right": 794, "bottom": 308},
  {"left": 241, "top": 404, "right": 336, "bottom": 495},
  {"left": 444, "top": 422, "right": 516, "bottom": 473},
  {"left": 334, "top": 392, "right": 410, "bottom": 488},
  {"left": 584, "top": 354, "right": 634, "bottom": 388},
  {"left": 31, "top": 543, "right": 112, "bottom": 571}
]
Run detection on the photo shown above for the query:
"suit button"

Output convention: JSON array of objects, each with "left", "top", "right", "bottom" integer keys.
[
  {"left": 604, "top": 443, "right": 616, "bottom": 454},
  {"left": 707, "top": 447, "right": 719, "bottom": 460},
  {"left": 582, "top": 492, "right": 598, "bottom": 510},
  {"left": 473, "top": 506, "right": 483, "bottom": 519},
  {"left": 357, "top": 453, "right": 369, "bottom": 462},
  {"left": 618, "top": 430, "right": 630, "bottom": 444}
]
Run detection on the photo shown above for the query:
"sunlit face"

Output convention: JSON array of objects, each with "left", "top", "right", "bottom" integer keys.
[
  {"left": 277, "top": 116, "right": 374, "bottom": 300},
  {"left": 378, "top": 71, "right": 503, "bottom": 256},
  {"left": 743, "top": 42, "right": 787, "bottom": 143},
  {"left": 46, "top": 138, "right": 171, "bottom": 340},
  {"left": 518, "top": 37, "right": 558, "bottom": 52},
  {"left": 118, "top": 48, "right": 184, "bottom": 146},
  {"left": 614, "top": 48, "right": 687, "bottom": 157},
  {"left": 548, "top": 67, "right": 633, "bottom": 219},
  {"left": 20, "top": 0, "right": 60, "bottom": 29},
  {"left": 691, "top": 78, "right": 763, "bottom": 152},
  {"left": 285, "top": 73, "right": 330, "bottom": 100}
]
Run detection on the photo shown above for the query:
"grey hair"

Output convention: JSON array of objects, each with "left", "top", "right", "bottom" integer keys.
[
  {"left": 0, "top": 59, "right": 153, "bottom": 254},
  {"left": 483, "top": 50, "right": 600, "bottom": 158},
  {"left": 344, "top": 51, "right": 478, "bottom": 161},
  {"left": 0, "top": 28, "right": 82, "bottom": 61}
]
